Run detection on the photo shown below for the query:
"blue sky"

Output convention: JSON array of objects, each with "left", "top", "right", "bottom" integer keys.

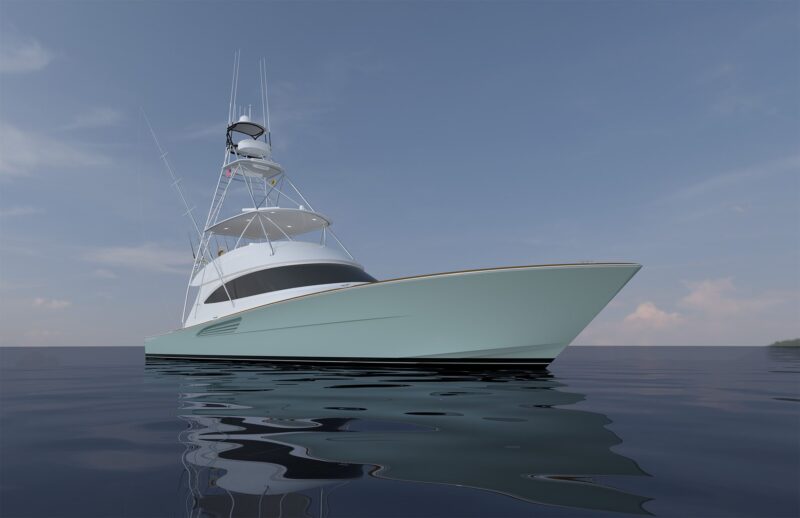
[{"left": 0, "top": 0, "right": 797, "bottom": 346}]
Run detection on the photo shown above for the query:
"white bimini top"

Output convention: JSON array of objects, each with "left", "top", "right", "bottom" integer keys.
[{"left": 206, "top": 208, "right": 330, "bottom": 240}]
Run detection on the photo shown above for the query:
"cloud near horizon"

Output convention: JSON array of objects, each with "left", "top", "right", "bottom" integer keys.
[
  {"left": 579, "top": 278, "right": 797, "bottom": 346},
  {"left": 623, "top": 302, "right": 683, "bottom": 329},
  {"left": 679, "top": 278, "right": 780, "bottom": 317},
  {"left": 84, "top": 243, "right": 192, "bottom": 275}
]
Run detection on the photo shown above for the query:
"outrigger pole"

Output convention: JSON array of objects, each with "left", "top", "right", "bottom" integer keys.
[
  {"left": 142, "top": 109, "right": 237, "bottom": 324},
  {"left": 141, "top": 109, "right": 201, "bottom": 240}
]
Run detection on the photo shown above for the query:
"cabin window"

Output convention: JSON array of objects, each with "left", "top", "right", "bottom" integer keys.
[{"left": 205, "top": 263, "right": 376, "bottom": 304}]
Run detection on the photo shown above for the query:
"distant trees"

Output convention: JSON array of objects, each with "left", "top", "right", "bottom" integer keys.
[{"left": 770, "top": 338, "right": 800, "bottom": 347}]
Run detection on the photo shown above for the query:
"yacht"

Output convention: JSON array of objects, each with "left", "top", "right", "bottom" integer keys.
[{"left": 145, "top": 57, "right": 640, "bottom": 366}]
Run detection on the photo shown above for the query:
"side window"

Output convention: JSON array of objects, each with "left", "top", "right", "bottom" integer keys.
[{"left": 205, "top": 263, "right": 375, "bottom": 304}]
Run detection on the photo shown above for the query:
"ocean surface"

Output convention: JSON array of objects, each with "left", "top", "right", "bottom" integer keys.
[{"left": 0, "top": 346, "right": 797, "bottom": 518}]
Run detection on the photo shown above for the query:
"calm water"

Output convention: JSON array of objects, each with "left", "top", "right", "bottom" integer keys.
[{"left": 0, "top": 347, "right": 797, "bottom": 518}]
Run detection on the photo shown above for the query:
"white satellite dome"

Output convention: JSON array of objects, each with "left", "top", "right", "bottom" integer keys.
[{"left": 236, "top": 138, "right": 270, "bottom": 158}]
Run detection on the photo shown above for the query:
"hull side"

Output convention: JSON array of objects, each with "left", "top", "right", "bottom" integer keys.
[{"left": 145, "top": 264, "right": 640, "bottom": 364}]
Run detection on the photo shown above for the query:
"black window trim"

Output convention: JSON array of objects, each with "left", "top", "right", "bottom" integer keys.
[{"left": 205, "top": 262, "right": 376, "bottom": 304}]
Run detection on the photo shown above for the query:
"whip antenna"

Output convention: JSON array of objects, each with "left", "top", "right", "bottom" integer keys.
[
  {"left": 260, "top": 57, "right": 273, "bottom": 150},
  {"left": 259, "top": 58, "right": 266, "bottom": 128},
  {"left": 228, "top": 50, "right": 241, "bottom": 124}
]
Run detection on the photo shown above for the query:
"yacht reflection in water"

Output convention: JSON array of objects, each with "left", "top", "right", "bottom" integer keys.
[{"left": 147, "top": 362, "right": 650, "bottom": 516}]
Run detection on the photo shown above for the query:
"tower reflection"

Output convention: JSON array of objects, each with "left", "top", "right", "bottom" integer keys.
[{"left": 148, "top": 362, "right": 650, "bottom": 516}]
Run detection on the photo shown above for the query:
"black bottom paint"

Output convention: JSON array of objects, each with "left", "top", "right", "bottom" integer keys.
[{"left": 145, "top": 353, "right": 554, "bottom": 368}]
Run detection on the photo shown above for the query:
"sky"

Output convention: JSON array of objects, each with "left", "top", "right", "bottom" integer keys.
[{"left": 0, "top": 0, "right": 797, "bottom": 347}]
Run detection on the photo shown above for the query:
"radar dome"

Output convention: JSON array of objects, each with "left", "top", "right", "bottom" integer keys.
[{"left": 237, "top": 138, "right": 270, "bottom": 158}]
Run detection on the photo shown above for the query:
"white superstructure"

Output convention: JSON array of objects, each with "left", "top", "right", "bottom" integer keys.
[
  {"left": 178, "top": 54, "right": 375, "bottom": 329},
  {"left": 185, "top": 241, "right": 366, "bottom": 327}
]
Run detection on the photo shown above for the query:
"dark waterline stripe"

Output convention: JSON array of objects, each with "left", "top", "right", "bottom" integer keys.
[{"left": 144, "top": 354, "right": 554, "bottom": 367}]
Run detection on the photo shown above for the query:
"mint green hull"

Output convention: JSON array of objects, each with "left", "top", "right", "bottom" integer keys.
[{"left": 145, "top": 264, "right": 640, "bottom": 364}]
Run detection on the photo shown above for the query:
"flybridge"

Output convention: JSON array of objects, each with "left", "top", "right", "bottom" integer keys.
[{"left": 168, "top": 51, "right": 356, "bottom": 325}]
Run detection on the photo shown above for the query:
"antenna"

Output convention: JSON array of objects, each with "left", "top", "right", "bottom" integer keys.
[
  {"left": 260, "top": 57, "right": 273, "bottom": 150},
  {"left": 228, "top": 50, "right": 241, "bottom": 124},
  {"left": 141, "top": 109, "right": 202, "bottom": 239},
  {"left": 227, "top": 50, "right": 240, "bottom": 124},
  {"left": 259, "top": 58, "right": 267, "bottom": 129}
]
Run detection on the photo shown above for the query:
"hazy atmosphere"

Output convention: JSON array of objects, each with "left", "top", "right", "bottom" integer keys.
[{"left": 0, "top": 0, "right": 797, "bottom": 347}]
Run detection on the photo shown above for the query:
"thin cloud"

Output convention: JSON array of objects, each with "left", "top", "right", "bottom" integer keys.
[
  {"left": 0, "top": 243, "right": 38, "bottom": 257},
  {"left": 180, "top": 122, "right": 226, "bottom": 141},
  {"left": 92, "top": 269, "right": 118, "bottom": 279},
  {"left": 712, "top": 93, "right": 765, "bottom": 116},
  {"left": 0, "top": 206, "right": 43, "bottom": 217},
  {"left": 267, "top": 52, "right": 382, "bottom": 150},
  {"left": 85, "top": 243, "right": 192, "bottom": 274},
  {"left": 698, "top": 63, "right": 738, "bottom": 85},
  {"left": 0, "top": 36, "right": 53, "bottom": 74},
  {"left": 679, "top": 278, "right": 780, "bottom": 317},
  {"left": 0, "top": 122, "right": 112, "bottom": 177},
  {"left": 672, "top": 154, "right": 800, "bottom": 201},
  {"left": 62, "top": 108, "right": 124, "bottom": 131},
  {"left": 699, "top": 62, "right": 773, "bottom": 116},
  {"left": 32, "top": 297, "right": 72, "bottom": 310}
]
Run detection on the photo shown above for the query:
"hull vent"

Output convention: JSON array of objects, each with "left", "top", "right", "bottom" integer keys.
[{"left": 197, "top": 317, "right": 242, "bottom": 337}]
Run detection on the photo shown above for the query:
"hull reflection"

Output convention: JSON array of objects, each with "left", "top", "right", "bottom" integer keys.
[{"left": 148, "top": 362, "right": 651, "bottom": 516}]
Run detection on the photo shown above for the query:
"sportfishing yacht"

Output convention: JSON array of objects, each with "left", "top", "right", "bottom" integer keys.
[{"left": 145, "top": 56, "right": 640, "bottom": 366}]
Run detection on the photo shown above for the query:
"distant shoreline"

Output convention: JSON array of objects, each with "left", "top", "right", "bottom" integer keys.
[{"left": 769, "top": 339, "right": 800, "bottom": 347}]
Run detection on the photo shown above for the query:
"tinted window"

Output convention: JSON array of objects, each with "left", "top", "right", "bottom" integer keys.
[{"left": 205, "top": 263, "right": 376, "bottom": 304}]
